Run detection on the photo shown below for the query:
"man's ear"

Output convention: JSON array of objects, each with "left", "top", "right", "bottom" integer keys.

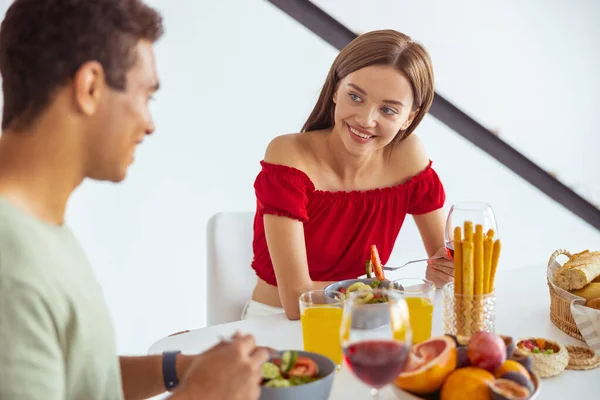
[{"left": 73, "top": 61, "right": 105, "bottom": 116}]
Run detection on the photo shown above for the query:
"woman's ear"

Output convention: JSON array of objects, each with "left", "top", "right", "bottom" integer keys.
[
  {"left": 401, "top": 108, "right": 420, "bottom": 130},
  {"left": 332, "top": 80, "right": 341, "bottom": 104}
]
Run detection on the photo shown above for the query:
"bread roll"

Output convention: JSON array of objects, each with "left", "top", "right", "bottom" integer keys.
[
  {"left": 586, "top": 297, "right": 600, "bottom": 310},
  {"left": 554, "top": 250, "right": 600, "bottom": 291},
  {"left": 571, "top": 283, "right": 600, "bottom": 301}
]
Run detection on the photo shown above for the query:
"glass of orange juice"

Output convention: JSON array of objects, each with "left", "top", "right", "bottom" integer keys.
[
  {"left": 299, "top": 289, "right": 345, "bottom": 368},
  {"left": 392, "top": 278, "right": 435, "bottom": 343}
]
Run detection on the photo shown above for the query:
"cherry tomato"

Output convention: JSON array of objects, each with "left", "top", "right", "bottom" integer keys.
[
  {"left": 288, "top": 357, "right": 318, "bottom": 378},
  {"left": 370, "top": 244, "right": 385, "bottom": 281}
]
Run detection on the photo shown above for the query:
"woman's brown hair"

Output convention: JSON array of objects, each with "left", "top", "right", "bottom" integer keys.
[{"left": 301, "top": 30, "right": 434, "bottom": 141}]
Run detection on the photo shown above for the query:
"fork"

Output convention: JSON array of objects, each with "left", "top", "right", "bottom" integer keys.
[{"left": 382, "top": 255, "right": 444, "bottom": 271}]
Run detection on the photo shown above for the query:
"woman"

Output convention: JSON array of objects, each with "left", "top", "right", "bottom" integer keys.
[{"left": 244, "top": 30, "right": 453, "bottom": 320}]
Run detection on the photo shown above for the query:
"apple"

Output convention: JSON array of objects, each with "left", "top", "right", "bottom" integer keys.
[{"left": 467, "top": 332, "right": 507, "bottom": 372}]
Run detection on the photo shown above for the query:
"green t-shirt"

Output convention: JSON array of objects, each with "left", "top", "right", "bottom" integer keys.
[{"left": 0, "top": 198, "right": 123, "bottom": 399}]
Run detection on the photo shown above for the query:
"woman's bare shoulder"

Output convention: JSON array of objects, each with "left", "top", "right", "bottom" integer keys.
[
  {"left": 264, "top": 131, "right": 325, "bottom": 168},
  {"left": 389, "top": 134, "right": 432, "bottom": 179}
]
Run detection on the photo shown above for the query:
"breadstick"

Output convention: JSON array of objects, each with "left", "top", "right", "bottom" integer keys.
[
  {"left": 462, "top": 240, "right": 474, "bottom": 296},
  {"left": 483, "top": 236, "right": 493, "bottom": 293},
  {"left": 462, "top": 240, "right": 474, "bottom": 336},
  {"left": 453, "top": 227, "right": 463, "bottom": 294},
  {"left": 484, "top": 229, "right": 495, "bottom": 293},
  {"left": 474, "top": 225, "right": 484, "bottom": 295},
  {"left": 453, "top": 227, "right": 463, "bottom": 335},
  {"left": 464, "top": 221, "right": 473, "bottom": 242},
  {"left": 489, "top": 239, "right": 501, "bottom": 291}
]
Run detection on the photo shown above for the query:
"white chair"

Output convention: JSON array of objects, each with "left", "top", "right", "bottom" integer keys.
[{"left": 206, "top": 211, "right": 257, "bottom": 326}]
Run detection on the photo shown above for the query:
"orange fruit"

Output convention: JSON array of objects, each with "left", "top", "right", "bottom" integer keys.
[
  {"left": 440, "top": 367, "right": 494, "bottom": 400},
  {"left": 494, "top": 359, "right": 531, "bottom": 380},
  {"left": 394, "top": 335, "right": 457, "bottom": 395}
]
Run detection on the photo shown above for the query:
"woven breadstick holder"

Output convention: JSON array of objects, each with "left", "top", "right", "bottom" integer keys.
[
  {"left": 442, "top": 282, "right": 496, "bottom": 337},
  {"left": 547, "top": 249, "right": 600, "bottom": 352},
  {"left": 517, "top": 337, "right": 569, "bottom": 378}
]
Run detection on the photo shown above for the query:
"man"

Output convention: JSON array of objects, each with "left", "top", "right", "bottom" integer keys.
[{"left": 0, "top": 1, "right": 268, "bottom": 399}]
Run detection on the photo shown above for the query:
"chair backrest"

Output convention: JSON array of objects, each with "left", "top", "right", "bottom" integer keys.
[{"left": 206, "top": 211, "right": 257, "bottom": 326}]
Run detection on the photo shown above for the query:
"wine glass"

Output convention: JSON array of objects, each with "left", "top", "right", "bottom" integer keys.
[
  {"left": 444, "top": 201, "right": 498, "bottom": 260},
  {"left": 340, "top": 288, "right": 412, "bottom": 399}
]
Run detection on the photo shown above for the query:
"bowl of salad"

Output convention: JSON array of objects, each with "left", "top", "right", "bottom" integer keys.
[
  {"left": 260, "top": 350, "right": 336, "bottom": 400},
  {"left": 325, "top": 244, "right": 399, "bottom": 329},
  {"left": 325, "top": 278, "right": 392, "bottom": 302},
  {"left": 325, "top": 278, "right": 394, "bottom": 329},
  {"left": 324, "top": 244, "right": 394, "bottom": 302}
]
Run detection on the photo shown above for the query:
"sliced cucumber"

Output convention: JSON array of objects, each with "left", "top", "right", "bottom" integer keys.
[
  {"left": 365, "top": 260, "right": 373, "bottom": 278},
  {"left": 356, "top": 291, "right": 374, "bottom": 304},
  {"left": 261, "top": 362, "right": 281, "bottom": 380},
  {"left": 289, "top": 376, "right": 317, "bottom": 386},
  {"left": 348, "top": 282, "right": 370, "bottom": 292},
  {"left": 264, "top": 378, "right": 291, "bottom": 388},
  {"left": 280, "top": 350, "right": 298, "bottom": 373}
]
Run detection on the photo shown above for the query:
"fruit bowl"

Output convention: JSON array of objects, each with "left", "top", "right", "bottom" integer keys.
[
  {"left": 392, "top": 333, "right": 541, "bottom": 400},
  {"left": 391, "top": 372, "right": 540, "bottom": 399}
]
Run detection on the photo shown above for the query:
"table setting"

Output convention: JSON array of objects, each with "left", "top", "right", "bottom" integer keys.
[{"left": 149, "top": 202, "right": 600, "bottom": 399}]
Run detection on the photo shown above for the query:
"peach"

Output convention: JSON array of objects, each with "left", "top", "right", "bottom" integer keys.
[{"left": 467, "top": 332, "right": 507, "bottom": 372}]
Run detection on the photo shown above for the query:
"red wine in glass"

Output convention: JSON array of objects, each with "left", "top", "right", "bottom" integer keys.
[
  {"left": 343, "top": 340, "right": 410, "bottom": 388},
  {"left": 445, "top": 202, "right": 498, "bottom": 269},
  {"left": 445, "top": 240, "right": 454, "bottom": 260}
]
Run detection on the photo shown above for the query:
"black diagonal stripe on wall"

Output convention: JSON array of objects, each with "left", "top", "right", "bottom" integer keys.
[{"left": 266, "top": 0, "right": 600, "bottom": 231}]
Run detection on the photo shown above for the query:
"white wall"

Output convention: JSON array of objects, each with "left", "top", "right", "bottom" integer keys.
[
  {"left": 314, "top": 0, "right": 600, "bottom": 203},
  {"left": 66, "top": 0, "right": 340, "bottom": 354},
  {"left": 1, "top": 0, "right": 599, "bottom": 355}
]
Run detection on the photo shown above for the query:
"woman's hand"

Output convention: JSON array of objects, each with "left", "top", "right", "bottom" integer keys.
[{"left": 426, "top": 246, "right": 454, "bottom": 288}]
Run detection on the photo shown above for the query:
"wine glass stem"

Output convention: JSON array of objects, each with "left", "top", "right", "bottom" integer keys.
[{"left": 370, "top": 388, "right": 380, "bottom": 399}]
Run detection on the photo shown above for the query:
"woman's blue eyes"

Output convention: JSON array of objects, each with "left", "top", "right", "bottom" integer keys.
[{"left": 349, "top": 93, "right": 397, "bottom": 115}]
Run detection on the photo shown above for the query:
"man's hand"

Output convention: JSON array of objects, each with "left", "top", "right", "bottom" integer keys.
[
  {"left": 426, "top": 246, "right": 454, "bottom": 288},
  {"left": 173, "top": 333, "right": 270, "bottom": 400}
]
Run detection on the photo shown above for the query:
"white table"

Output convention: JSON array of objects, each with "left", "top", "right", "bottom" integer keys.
[{"left": 149, "top": 266, "right": 600, "bottom": 399}]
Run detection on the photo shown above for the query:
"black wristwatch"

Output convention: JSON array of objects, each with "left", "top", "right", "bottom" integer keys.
[{"left": 162, "top": 351, "right": 182, "bottom": 391}]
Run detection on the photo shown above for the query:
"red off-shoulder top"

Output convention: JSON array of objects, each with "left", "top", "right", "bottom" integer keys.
[{"left": 251, "top": 160, "right": 445, "bottom": 285}]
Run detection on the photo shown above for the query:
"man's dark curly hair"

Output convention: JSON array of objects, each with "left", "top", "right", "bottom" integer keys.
[{"left": 0, "top": 0, "right": 164, "bottom": 131}]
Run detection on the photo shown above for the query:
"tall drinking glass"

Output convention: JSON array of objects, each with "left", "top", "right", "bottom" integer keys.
[
  {"left": 299, "top": 290, "right": 344, "bottom": 368},
  {"left": 393, "top": 277, "right": 435, "bottom": 343},
  {"left": 340, "top": 288, "right": 412, "bottom": 399}
]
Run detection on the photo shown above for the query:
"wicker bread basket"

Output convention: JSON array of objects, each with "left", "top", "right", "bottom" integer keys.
[{"left": 547, "top": 249, "right": 585, "bottom": 341}]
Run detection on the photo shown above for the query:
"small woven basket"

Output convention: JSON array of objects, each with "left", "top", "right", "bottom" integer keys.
[
  {"left": 517, "top": 337, "right": 569, "bottom": 378},
  {"left": 547, "top": 249, "right": 585, "bottom": 341}
]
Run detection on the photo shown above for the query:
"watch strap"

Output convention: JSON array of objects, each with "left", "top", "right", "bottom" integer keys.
[{"left": 162, "top": 351, "right": 182, "bottom": 391}]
